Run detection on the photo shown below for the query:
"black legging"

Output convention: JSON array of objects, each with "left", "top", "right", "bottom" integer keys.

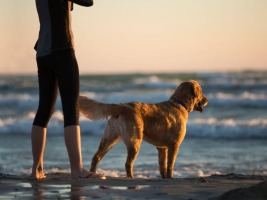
[{"left": 33, "top": 49, "right": 80, "bottom": 128}]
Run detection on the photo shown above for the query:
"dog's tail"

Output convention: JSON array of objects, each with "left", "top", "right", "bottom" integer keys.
[{"left": 79, "top": 95, "right": 122, "bottom": 120}]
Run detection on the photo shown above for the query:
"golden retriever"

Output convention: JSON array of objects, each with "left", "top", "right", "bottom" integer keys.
[{"left": 79, "top": 80, "right": 208, "bottom": 179}]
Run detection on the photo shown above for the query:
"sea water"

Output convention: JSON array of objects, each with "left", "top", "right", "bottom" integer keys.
[{"left": 0, "top": 71, "right": 266, "bottom": 178}]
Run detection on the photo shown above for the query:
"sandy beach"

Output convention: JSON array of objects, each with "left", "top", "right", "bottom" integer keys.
[{"left": 1, "top": 173, "right": 266, "bottom": 200}]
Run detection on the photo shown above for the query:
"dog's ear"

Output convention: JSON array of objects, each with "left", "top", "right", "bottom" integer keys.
[
  {"left": 190, "top": 80, "right": 202, "bottom": 97},
  {"left": 173, "top": 81, "right": 195, "bottom": 99}
]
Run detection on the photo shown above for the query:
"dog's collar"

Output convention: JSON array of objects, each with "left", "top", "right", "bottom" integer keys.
[{"left": 169, "top": 98, "right": 188, "bottom": 112}]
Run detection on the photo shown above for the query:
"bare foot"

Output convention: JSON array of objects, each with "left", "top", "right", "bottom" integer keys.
[
  {"left": 28, "top": 171, "right": 46, "bottom": 180},
  {"left": 79, "top": 171, "right": 106, "bottom": 180},
  {"left": 72, "top": 168, "right": 106, "bottom": 180}
]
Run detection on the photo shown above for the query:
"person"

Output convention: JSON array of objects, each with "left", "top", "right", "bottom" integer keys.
[{"left": 30, "top": 0, "right": 105, "bottom": 180}]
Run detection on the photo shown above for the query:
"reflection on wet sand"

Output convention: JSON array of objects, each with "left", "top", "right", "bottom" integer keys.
[
  {"left": 2, "top": 173, "right": 266, "bottom": 200},
  {"left": 98, "top": 185, "right": 149, "bottom": 190},
  {"left": 17, "top": 182, "right": 150, "bottom": 199}
]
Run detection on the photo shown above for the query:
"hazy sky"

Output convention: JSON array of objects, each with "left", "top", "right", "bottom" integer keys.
[{"left": 0, "top": 0, "right": 266, "bottom": 74}]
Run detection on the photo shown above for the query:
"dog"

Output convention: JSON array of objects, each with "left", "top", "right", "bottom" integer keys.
[{"left": 79, "top": 80, "right": 208, "bottom": 179}]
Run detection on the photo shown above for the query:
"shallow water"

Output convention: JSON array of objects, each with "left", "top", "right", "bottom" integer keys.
[{"left": 1, "top": 134, "right": 267, "bottom": 178}]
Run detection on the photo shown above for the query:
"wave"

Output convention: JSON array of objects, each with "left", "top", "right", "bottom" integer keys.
[
  {"left": 206, "top": 92, "right": 267, "bottom": 108},
  {"left": 1, "top": 112, "right": 266, "bottom": 139},
  {"left": 1, "top": 90, "right": 266, "bottom": 110},
  {"left": 1, "top": 72, "right": 266, "bottom": 138},
  {"left": 80, "top": 117, "right": 267, "bottom": 139},
  {"left": 132, "top": 75, "right": 179, "bottom": 89},
  {"left": 209, "top": 92, "right": 267, "bottom": 100},
  {"left": 187, "top": 118, "right": 267, "bottom": 139}
]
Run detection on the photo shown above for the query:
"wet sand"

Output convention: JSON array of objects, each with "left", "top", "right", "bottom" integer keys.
[{"left": 1, "top": 173, "right": 266, "bottom": 200}]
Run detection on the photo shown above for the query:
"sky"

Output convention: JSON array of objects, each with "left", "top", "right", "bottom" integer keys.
[{"left": 0, "top": 0, "right": 266, "bottom": 74}]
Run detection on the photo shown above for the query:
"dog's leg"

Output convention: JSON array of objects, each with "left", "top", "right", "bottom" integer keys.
[
  {"left": 90, "top": 137, "right": 120, "bottom": 172},
  {"left": 167, "top": 145, "right": 179, "bottom": 178},
  {"left": 156, "top": 147, "right": 168, "bottom": 179},
  {"left": 124, "top": 139, "right": 141, "bottom": 178},
  {"left": 90, "top": 124, "right": 120, "bottom": 172}
]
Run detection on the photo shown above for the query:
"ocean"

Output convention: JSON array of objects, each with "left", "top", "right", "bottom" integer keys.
[{"left": 0, "top": 71, "right": 266, "bottom": 178}]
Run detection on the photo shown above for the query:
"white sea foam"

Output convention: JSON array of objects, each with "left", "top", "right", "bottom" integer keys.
[
  {"left": 208, "top": 92, "right": 267, "bottom": 100},
  {"left": 132, "top": 75, "right": 179, "bottom": 89},
  {"left": 191, "top": 118, "right": 267, "bottom": 127}
]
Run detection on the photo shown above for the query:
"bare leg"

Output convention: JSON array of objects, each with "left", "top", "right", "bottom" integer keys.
[
  {"left": 64, "top": 125, "right": 105, "bottom": 179},
  {"left": 30, "top": 125, "right": 47, "bottom": 179},
  {"left": 157, "top": 147, "right": 168, "bottom": 179}
]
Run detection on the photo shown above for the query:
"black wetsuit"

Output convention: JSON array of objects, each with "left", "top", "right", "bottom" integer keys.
[{"left": 33, "top": 0, "right": 80, "bottom": 127}]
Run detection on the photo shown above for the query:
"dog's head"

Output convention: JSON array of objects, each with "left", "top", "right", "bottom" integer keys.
[{"left": 170, "top": 80, "right": 208, "bottom": 113}]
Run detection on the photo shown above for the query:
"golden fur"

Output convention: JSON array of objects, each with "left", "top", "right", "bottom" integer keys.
[{"left": 79, "top": 80, "right": 208, "bottom": 179}]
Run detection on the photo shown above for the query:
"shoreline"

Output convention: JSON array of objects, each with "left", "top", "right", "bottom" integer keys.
[{"left": 1, "top": 173, "right": 267, "bottom": 200}]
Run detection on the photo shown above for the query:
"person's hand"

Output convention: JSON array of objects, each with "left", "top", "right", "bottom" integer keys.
[{"left": 68, "top": 0, "right": 93, "bottom": 7}]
